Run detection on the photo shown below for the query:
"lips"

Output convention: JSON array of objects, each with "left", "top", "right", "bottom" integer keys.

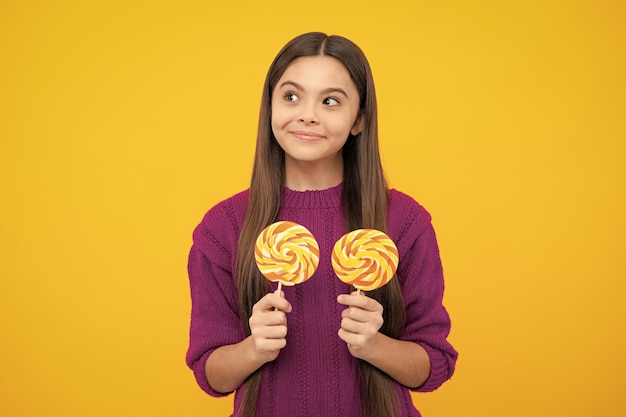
[{"left": 290, "top": 131, "right": 325, "bottom": 141}]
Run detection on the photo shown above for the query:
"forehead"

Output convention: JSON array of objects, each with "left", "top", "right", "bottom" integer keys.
[{"left": 276, "top": 55, "right": 357, "bottom": 92}]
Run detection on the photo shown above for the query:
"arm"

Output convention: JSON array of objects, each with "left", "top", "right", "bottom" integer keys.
[
  {"left": 337, "top": 208, "right": 457, "bottom": 391},
  {"left": 204, "top": 292, "right": 292, "bottom": 393},
  {"left": 337, "top": 292, "right": 430, "bottom": 388}
]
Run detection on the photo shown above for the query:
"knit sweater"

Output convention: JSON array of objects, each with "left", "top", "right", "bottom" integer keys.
[{"left": 186, "top": 184, "right": 457, "bottom": 417}]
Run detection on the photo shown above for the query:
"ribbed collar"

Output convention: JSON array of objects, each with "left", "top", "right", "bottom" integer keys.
[{"left": 281, "top": 183, "right": 343, "bottom": 209}]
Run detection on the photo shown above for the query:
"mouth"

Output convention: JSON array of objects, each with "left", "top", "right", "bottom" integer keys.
[{"left": 290, "top": 131, "right": 325, "bottom": 141}]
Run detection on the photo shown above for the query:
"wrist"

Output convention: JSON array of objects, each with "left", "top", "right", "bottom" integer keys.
[{"left": 243, "top": 335, "right": 275, "bottom": 366}]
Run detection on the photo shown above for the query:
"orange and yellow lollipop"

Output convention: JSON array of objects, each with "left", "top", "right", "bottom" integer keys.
[
  {"left": 255, "top": 221, "right": 320, "bottom": 292},
  {"left": 332, "top": 229, "right": 399, "bottom": 292}
]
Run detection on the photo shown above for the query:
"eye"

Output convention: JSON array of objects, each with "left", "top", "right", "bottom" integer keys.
[
  {"left": 323, "top": 97, "right": 340, "bottom": 106},
  {"left": 284, "top": 92, "right": 299, "bottom": 102}
]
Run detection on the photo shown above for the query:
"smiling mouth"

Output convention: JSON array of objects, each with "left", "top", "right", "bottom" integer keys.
[{"left": 291, "top": 131, "right": 325, "bottom": 141}]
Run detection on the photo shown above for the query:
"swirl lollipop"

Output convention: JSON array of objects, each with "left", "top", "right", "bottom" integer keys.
[
  {"left": 255, "top": 221, "right": 320, "bottom": 293},
  {"left": 332, "top": 229, "right": 399, "bottom": 293}
]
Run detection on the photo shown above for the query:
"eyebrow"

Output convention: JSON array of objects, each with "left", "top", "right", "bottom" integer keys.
[{"left": 279, "top": 80, "right": 349, "bottom": 98}]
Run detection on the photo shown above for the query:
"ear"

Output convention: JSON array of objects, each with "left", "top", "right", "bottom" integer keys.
[{"left": 350, "top": 113, "right": 364, "bottom": 136}]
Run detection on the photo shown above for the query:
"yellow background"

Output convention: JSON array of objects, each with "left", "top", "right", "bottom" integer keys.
[{"left": 1, "top": 0, "right": 624, "bottom": 416}]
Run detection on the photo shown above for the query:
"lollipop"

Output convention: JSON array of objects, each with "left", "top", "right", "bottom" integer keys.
[
  {"left": 332, "top": 229, "right": 399, "bottom": 293},
  {"left": 255, "top": 221, "right": 320, "bottom": 292}
]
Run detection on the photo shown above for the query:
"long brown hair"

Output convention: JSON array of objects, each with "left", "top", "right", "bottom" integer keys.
[{"left": 235, "top": 32, "right": 406, "bottom": 417}]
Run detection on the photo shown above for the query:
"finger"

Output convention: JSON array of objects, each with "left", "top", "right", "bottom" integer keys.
[
  {"left": 342, "top": 314, "right": 381, "bottom": 335},
  {"left": 341, "top": 306, "right": 368, "bottom": 322},
  {"left": 340, "top": 317, "right": 366, "bottom": 334},
  {"left": 337, "top": 328, "right": 365, "bottom": 347},
  {"left": 254, "top": 323, "right": 288, "bottom": 339},
  {"left": 264, "top": 310, "right": 289, "bottom": 325},
  {"left": 254, "top": 292, "right": 292, "bottom": 313},
  {"left": 337, "top": 293, "right": 381, "bottom": 312},
  {"left": 268, "top": 292, "right": 292, "bottom": 312},
  {"left": 342, "top": 307, "right": 384, "bottom": 327},
  {"left": 249, "top": 310, "right": 288, "bottom": 331}
]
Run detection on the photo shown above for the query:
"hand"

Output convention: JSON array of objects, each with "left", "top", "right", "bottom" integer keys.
[
  {"left": 248, "top": 291, "right": 292, "bottom": 363},
  {"left": 337, "top": 291, "right": 384, "bottom": 359}
]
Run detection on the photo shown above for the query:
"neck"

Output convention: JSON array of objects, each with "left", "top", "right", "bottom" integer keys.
[{"left": 284, "top": 156, "right": 343, "bottom": 191}]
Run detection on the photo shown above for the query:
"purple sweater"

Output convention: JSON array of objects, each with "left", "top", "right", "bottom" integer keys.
[{"left": 186, "top": 184, "right": 457, "bottom": 417}]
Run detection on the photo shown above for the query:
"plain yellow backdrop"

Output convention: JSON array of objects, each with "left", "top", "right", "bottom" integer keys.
[{"left": 1, "top": 0, "right": 624, "bottom": 416}]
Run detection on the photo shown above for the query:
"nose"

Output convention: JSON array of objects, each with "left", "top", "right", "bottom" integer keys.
[{"left": 298, "top": 103, "right": 319, "bottom": 125}]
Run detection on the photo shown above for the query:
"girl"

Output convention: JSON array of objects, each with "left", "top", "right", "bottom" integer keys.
[{"left": 186, "top": 32, "right": 457, "bottom": 417}]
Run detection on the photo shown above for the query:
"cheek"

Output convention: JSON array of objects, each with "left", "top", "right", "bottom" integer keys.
[
  {"left": 270, "top": 104, "right": 291, "bottom": 131},
  {"left": 326, "top": 117, "right": 355, "bottom": 138},
  {"left": 271, "top": 114, "right": 286, "bottom": 137}
]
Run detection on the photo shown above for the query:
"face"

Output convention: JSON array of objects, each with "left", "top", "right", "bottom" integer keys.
[{"left": 271, "top": 55, "right": 362, "bottom": 173}]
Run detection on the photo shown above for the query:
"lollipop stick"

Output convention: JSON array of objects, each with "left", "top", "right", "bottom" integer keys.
[
  {"left": 273, "top": 282, "right": 283, "bottom": 312},
  {"left": 356, "top": 288, "right": 361, "bottom": 296}
]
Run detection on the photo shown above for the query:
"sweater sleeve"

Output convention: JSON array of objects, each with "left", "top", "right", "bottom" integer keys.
[
  {"left": 185, "top": 206, "right": 244, "bottom": 397},
  {"left": 391, "top": 193, "right": 458, "bottom": 392}
]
